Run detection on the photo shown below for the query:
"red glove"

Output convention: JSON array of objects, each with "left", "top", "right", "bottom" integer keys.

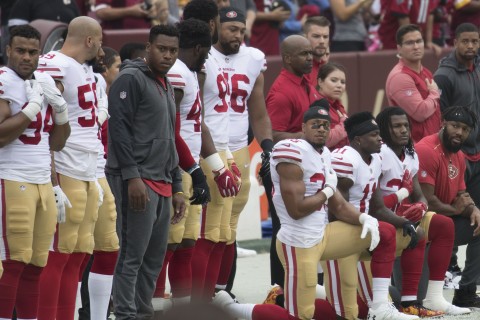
[
  {"left": 397, "top": 202, "right": 426, "bottom": 223},
  {"left": 401, "top": 169, "right": 414, "bottom": 194},
  {"left": 214, "top": 167, "right": 239, "bottom": 197},
  {"left": 228, "top": 160, "right": 242, "bottom": 191}
]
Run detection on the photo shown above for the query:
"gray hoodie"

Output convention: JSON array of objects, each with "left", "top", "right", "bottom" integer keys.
[
  {"left": 434, "top": 51, "right": 480, "bottom": 156},
  {"left": 106, "top": 58, "right": 181, "bottom": 191}
]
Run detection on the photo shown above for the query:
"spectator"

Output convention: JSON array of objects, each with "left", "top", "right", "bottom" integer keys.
[
  {"left": 152, "top": 0, "right": 178, "bottom": 25},
  {"left": 8, "top": 0, "right": 80, "bottom": 27},
  {"left": 250, "top": 0, "right": 290, "bottom": 55},
  {"left": 303, "top": 16, "right": 331, "bottom": 88},
  {"left": 0, "top": 0, "right": 16, "bottom": 64},
  {"left": 317, "top": 62, "right": 349, "bottom": 149},
  {"left": 434, "top": 22, "right": 480, "bottom": 308},
  {"left": 385, "top": 24, "right": 441, "bottom": 143},
  {"left": 94, "top": 0, "right": 157, "bottom": 30},
  {"left": 279, "top": 0, "right": 308, "bottom": 42},
  {"left": 329, "top": 0, "right": 373, "bottom": 52},
  {"left": 450, "top": 0, "right": 480, "bottom": 44},
  {"left": 119, "top": 42, "right": 147, "bottom": 61},
  {"left": 378, "top": 0, "right": 442, "bottom": 55},
  {"left": 417, "top": 106, "right": 480, "bottom": 309},
  {"left": 264, "top": 35, "right": 322, "bottom": 289}
]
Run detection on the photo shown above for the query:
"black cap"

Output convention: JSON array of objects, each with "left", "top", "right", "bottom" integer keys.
[
  {"left": 219, "top": 7, "right": 246, "bottom": 24},
  {"left": 303, "top": 98, "right": 330, "bottom": 123}
]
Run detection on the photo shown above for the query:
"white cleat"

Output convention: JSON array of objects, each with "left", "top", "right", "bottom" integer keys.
[
  {"left": 368, "top": 303, "right": 420, "bottom": 320},
  {"left": 237, "top": 246, "right": 257, "bottom": 258},
  {"left": 423, "top": 300, "right": 471, "bottom": 315}
]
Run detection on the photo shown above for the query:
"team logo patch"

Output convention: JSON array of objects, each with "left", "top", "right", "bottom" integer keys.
[
  {"left": 226, "top": 11, "right": 238, "bottom": 18},
  {"left": 405, "top": 90, "right": 413, "bottom": 96},
  {"left": 318, "top": 109, "right": 328, "bottom": 115},
  {"left": 63, "top": 0, "right": 71, "bottom": 4},
  {"left": 120, "top": 91, "right": 127, "bottom": 99},
  {"left": 19, "top": 185, "right": 26, "bottom": 191},
  {"left": 421, "top": 170, "right": 427, "bottom": 178},
  {"left": 448, "top": 164, "right": 458, "bottom": 179}
]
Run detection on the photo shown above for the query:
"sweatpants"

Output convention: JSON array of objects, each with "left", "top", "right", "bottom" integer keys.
[{"left": 107, "top": 175, "right": 170, "bottom": 320}]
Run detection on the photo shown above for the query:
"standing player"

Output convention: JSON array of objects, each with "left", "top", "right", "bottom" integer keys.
[
  {"left": 210, "top": 6, "right": 274, "bottom": 298},
  {"left": 375, "top": 107, "right": 468, "bottom": 316},
  {"left": 36, "top": 16, "right": 103, "bottom": 320},
  {"left": 182, "top": 0, "right": 241, "bottom": 301},
  {"left": 154, "top": 18, "right": 236, "bottom": 306},
  {"left": 0, "top": 25, "right": 70, "bottom": 320}
]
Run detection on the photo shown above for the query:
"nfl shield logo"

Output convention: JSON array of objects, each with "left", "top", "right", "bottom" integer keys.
[{"left": 120, "top": 91, "right": 127, "bottom": 99}]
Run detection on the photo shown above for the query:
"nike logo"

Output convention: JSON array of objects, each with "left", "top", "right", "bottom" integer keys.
[
  {"left": 335, "top": 157, "right": 343, "bottom": 160},
  {"left": 39, "top": 63, "right": 47, "bottom": 66},
  {"left": 55, "top": 94, "right": 62, "bottom": 97},
  {"left": 225, "top": 176, "right": 231, "bottom": 184}
]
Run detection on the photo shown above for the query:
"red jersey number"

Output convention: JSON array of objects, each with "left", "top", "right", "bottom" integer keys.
[
  {"left": 230, "top": 74, "right": 249, "bottom": 113},
  {"left": 19, "top": 105, "right": 54, "bottom": 145},
  {"left": 77, "top": 83, "right": 97, "bottom": 127},
  {"left": 359, "top": 182, "right": 377, "bottom": 213},
  {"left": 214, "top": 74, "right": 229, "bottom": 113},
  {"left": 186, "top": 93, "right": 202, "bottom": 132}
]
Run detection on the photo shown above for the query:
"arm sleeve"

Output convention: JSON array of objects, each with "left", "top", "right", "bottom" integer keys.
[
  {"left": 171, "top": 166, "right": 183, "bottom": 194},
  {"left": 386, "top": 73, "right": 440, "bottom": 122},
  {"left": 266, "top": 91, "right": 293, "bottom": 132},
  {"left": 175, "top": 112, "right": 196, "bottom": 171},
  {"left": 107, "top": 73, "right": 141, "bottom": 180}
]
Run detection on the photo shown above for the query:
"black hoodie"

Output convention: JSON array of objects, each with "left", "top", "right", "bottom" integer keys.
[
  {"left": 106, "top": 58, "right": 181, "bottom": 191},
  {"left": 434, "top": 51, "right": 480, "bottom": 156}
]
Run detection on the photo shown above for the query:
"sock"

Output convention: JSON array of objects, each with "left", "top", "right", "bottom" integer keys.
[
  {"left": 370, "top": 278, "right": 390, "bottom": 309},
  {"left": 169, "top": 247, "right": 194, "bottom": 298},
  {"left": 38, "top": 252, "right": 70, "bottom": 320},
  {"left": 90, "top": 250, "right": 118, "bottom": 275},
  {"left": 428, "top": 214, "right": 455, "bottom": 280},
  {"left": 155, "top": 249, "right": 174, "bottom": 297},
  {"left": 370, "top": 222, "right": 396, "bottom": 279},
  {"left": 56, "top": 252, "right": 86, "bottom": 320},
  {"left": 216, "top": 243, "right": 235, "bottom": 288},
  {"left": 89, "top": 273, "right": 113, "bottom": 320},
  {"left": 315, "top": 284, "right": 326, "bottom": 299},
  {"left": 16, "top": 264, "right": 43, "bottom": 319},
  {"left": 0, "top": 260, "right": 26, "bottom": 318},
  {"left": 400, "top": 237, "right": 425, "bottom": 299},
  {"left": 191, "top": 238, "right": 216, "bottom": 300},
  {"left": 203, "top": 242, "right": 226, "bottom": 299},
  {"left": 423, "top": 280, "right": 449, "bottom": 310}
]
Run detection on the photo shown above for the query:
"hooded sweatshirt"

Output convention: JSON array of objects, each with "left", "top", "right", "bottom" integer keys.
[
  {"left": 106, "top": 58, "right": 181, "bottom": 191},
  {"left": 434, "top": 51, "right": 480, "bottom": 157}
]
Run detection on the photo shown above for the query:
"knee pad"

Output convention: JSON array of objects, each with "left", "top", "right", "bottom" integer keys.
[{"left": 7, "top": 206, "right": 33, "bottom": 264}]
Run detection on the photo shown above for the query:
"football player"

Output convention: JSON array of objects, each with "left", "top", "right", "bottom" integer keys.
[
  {"left": 0, "top": 25, "right": 70, "bottom": 319},
  {"left": 36, "top": 16, "right": 104, "bottom": 320}
]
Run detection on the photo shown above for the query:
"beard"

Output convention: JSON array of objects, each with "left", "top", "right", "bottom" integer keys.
[
  {"left": 220, "top": 40, "right": 240, "bottom": 55},
  {"left": 442, "top": 128, "right": 463, "bottom": 153}
]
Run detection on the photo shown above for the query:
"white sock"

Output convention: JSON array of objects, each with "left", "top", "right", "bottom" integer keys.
[
  {"left": 371, "top": 278, "right": 390, "bottom": 309},
  {"left": 401, "top": 295, "right": 417, "bottom": 302},
  {"left": 215, "top": 284, "right": 227, "bottom": 290},
  {"left": 88, "top": 272, "right": 113, "bottom": 320},
  {"left": 74, "top": 281, "right": 82, "bottom": 317},
  {"left": 423, "top": 280, "right": 448, "bottom": 309},
  {"left": 316, "top": 284, "right": 326, "bottom": 299},
  {"left": 224, "top": 302, "right": 255, "bottom": 320}
]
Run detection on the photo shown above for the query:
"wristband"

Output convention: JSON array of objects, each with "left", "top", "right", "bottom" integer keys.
[
  {"left": 395, "top": 188, "right": 409, "bottom": 202},
  {"left": 359, "top": 212, "right": 368, "bottom": 224},
  {"left": 21, "top": 102, "right": 41, "bottom": 121},
  {"left": 260, "top": 139, "right": 274, "bottom": 153},
  {"left": 54, "top": 108, "right": 69, "bottom": 125},
  {"left": 320, "top": 186, "right": 334, "bottom": 200},
  {"left": 204, "top": 153, "right": 224, "bottom": 172},
  {"left": 174, "top": 191, "right": 184, "bottom": 196},
  {"left": 187, "top": 163, "right": 200, "bottom": 175}
]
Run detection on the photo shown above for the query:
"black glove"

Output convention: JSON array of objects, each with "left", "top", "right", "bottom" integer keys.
[
  {"left": 402, "top": 221, "right": 418, "bottom": 249},
  {"left": 189, "top": 166, "right": 211, "bottom": 205},
  {"left": 259, "top": 139, "right": 274, "bottom": 179}
]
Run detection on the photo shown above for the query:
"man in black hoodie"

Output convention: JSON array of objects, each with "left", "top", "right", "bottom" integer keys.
[
  {"left": 106, "top": 24, "right": 185, "bottom": 320},
  {"left": 434, "top": 22, "right": 480, "bottom": 309}
]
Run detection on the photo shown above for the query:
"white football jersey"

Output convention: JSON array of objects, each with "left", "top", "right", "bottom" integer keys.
[
  {"left": 95, "top": 73, "right": 107, "bottom": 179},
  {"left": 38, "top": 51, "right": 100, "bottom": 181},
  {"left": 270, "top": 139, "right": 331, "bottom": 248},
  {"left": 203, "top": 49, "right": 230, "bottom": 151},
  {"left": 167, "top": 59, "right": 202, "bottom": 162},
  {"left": 0, "top": 68, "right": 54, "bottom": 184},
  {"left": 210, "top": 47, "right": 267, "bottom": 152},
  {"left": 379, "top": 144, "right": 419, "bottom": 209},
  {"left": 331, "top": 146, "right": 382, "bottom": 214}
]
